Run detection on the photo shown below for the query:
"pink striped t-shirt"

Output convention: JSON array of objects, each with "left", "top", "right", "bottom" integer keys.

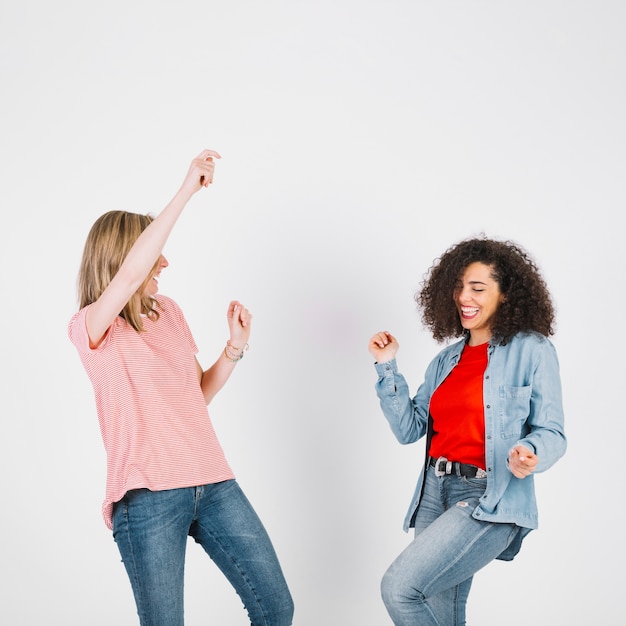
[{"left": 68, "top": 295, "right": 234, "bottom": 529}]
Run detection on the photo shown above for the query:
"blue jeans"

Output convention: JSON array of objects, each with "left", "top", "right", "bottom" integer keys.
[
  {"left": 381, "top": 466, "right": 520, "bottom": 625},
  {"left": 112, "top": 479, "right": 294, "bottom": 626}
]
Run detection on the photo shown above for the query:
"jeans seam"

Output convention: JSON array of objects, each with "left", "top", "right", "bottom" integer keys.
[{"left": 196, "top": 519, "right": 272, "bottom": 625}]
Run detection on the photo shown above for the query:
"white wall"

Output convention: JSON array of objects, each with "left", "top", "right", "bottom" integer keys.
[{"left": 1, "top": 1, "right": 621, "bottom": 623}]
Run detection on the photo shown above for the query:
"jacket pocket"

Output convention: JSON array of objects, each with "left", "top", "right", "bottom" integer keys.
[{"left": 498, "top": 385, "right": 531, "bottom": 439}]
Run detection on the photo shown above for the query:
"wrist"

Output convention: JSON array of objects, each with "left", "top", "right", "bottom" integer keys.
[
  {"left": 224, "top": 340, "right": 249, "bottom": 362},
  {"left": 174, "top": 185, "right": 196, "bottom": 204}
]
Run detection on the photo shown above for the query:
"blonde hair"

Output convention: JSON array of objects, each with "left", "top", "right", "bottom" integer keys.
[{"left": 77, "top": 210, "right": 160, "bottom": 332}]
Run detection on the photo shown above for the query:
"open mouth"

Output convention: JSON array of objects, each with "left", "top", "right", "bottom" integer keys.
[{"left": 460, "top": 306, "right": 479, "bottom": 319}]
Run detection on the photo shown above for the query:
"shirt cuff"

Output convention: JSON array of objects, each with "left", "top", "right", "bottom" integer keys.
[{"left": 374, "top": 358, "right": 398, "bottom": 377}]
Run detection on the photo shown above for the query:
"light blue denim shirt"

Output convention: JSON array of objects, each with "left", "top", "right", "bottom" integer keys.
[{"left": 374, "top": 331, "right": 566, "bottom": 560}]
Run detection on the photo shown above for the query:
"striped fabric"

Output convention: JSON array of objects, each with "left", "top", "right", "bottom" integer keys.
[{"left": 68, "top": 295, "right": 234, "bottom": 529}]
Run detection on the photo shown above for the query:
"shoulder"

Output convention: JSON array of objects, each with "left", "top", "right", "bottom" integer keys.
[
  {"left": 505, "top": 331, "right": 555, "bottom": 352},
  {"left": 68, "top": 305, "right": 87, "bottom": 331},
  {"left": 154, "top": 294, "right": 177, "bottom": 310},
  {"left": 434, "top": 338, "right": 466, "bottom": 360},
  {"left": 424, "top": 338, "right": 465, "bottom": 373},
  {"left": 68, "top": 305, "right": 91, "bottom": 349},
  {"left": 152, "top": 295, "right": 195, "bottom": 340},
  {"left": 497, "top": 332, "right": 559, "bottom": 369},
  {"left": 154, "top": 295, "right": 185, "bottom": 318}
]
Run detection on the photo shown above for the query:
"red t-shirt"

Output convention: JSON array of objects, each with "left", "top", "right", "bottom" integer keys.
[
  {"left": 68, "top": 295, "right": 234, "bottom": 529},
  {"left": 428, "top": 342, "right": 488, "bottom": 469}
]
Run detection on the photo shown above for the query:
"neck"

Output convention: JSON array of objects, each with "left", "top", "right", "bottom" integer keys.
[{"left": 468, "top": 330, "right": 491, "bottom": 346}]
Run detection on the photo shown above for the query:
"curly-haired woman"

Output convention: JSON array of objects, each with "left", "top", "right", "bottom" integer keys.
[{"left": 368, "top": 236, "right": 566, "bottom": 625}]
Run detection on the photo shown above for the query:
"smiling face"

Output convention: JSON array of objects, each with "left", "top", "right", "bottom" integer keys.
[
  {"left": 453, "top": 261, "right": 504, "bottom": 345},
  {"left": 141, "top": 254, "right": 169, "bottom": 298}
]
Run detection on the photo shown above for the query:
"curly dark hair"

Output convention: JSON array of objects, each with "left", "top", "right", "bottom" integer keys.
[{"left": 416, "top": 236, "right": 555, "bottom": 344}]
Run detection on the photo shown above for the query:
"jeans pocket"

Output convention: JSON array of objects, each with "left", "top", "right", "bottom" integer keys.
[{"left": 112, "top": 498, "right": 129, "bottom": 537}]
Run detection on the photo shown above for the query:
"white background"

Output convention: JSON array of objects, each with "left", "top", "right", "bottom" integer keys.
[{"left": 1, "top": 1, "right": 623, "bottom": 624}]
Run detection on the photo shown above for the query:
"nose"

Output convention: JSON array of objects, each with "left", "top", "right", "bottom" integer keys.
[
  {"left": 160, "top": 255, "right": 169, "bottom": 268},
  {"left": 456, "top": 286, "right": 473, "bottom": 304}
]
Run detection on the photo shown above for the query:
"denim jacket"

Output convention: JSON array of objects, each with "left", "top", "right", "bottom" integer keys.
[{"left": 374, "top": 331, "right": 566, "bottom": 560}]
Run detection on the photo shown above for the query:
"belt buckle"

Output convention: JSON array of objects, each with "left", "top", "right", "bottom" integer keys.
[
  {"left": 475, "top": 468, "right": 488, "bottom": 479},
  {"left": 434, "top": 456, "right": 452, "bottom": 477}
]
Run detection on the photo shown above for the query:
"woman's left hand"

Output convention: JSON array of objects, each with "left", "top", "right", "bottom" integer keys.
[
  {"left": 227, "top": 300, "right": 252, "bottom": 350},
  {"left": 508, "top": 445, "right": 538, "bottom": 478}
]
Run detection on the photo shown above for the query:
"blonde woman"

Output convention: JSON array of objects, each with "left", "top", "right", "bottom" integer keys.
[{"left": 68, "top": 150, "right": 293, "bottom": 626}]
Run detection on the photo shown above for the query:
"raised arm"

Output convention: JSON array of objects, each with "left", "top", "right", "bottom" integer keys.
[
  {"left": 86, "top": 150, "right": 220, "bottom": 347},
  {"left": 370, "top": 330, "right": 432, "bottom": 445},
  {"left": 197, "top": 301, "right": 252, "bottom": 405}
]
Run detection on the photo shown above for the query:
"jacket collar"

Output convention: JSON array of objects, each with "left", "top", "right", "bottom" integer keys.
[{"left": 446, "top": 336, "right": 497, "bottom": 366}]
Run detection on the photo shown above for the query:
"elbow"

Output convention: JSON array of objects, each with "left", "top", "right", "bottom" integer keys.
[
  {"left": 392, "top": 428, "right": 419, "bottom": 445},
  {"left": 201, "top": 383, "right": 218, "bottom": 406}
]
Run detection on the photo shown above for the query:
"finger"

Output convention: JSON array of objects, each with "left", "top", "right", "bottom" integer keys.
[
  {"left": 371, "top": 331, "right": 391, "bottom": 348},
  {"left": 230, "top": 302, "right": 251, "bottom": 327},
  {"left": 371, "top": 334, "right": 386, "bottom": 348},
  {"left": 512, "top": 464, "right": 527, "bottom": 478},
  {"left": 523, "top": 457, "right": 538, "bottom": 472},
  {"left": 383, "top": 332, "right": 396, "bottom": 346},
  {"left": 200, "top": 163, "right": 216, "bottom": 186},
  {"left": 240, "top": 308, "right": 251, "bottom": 327},
  {"left": 516, "top": 447, "right": 535, "bottom": 465},
  {"left": 194, "top": 154, "right": 218, "bottom": 185},
  {"left": 197, "top": 149, "right": 222, "bottom": 160}
]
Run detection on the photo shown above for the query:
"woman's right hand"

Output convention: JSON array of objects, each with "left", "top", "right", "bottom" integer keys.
[
  {"left": 179, "top": 149, "right": 222, "bottom": 196},
  {"left": 368, "top": 331, "right": 399, "bottom": 363}
]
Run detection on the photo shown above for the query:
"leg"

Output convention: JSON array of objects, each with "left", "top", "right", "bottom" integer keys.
[
  {"left": 411, "top": 470, "right": 473, "bottom": 626},
  {"left": 113, "top": 487, "right": 194, "bottom": 626},
  {"left": 190, "top": 480, "right": 294, "bottom": 626},
  {"left": 381, "top": 470, "right": 519, "bottom": 626}
]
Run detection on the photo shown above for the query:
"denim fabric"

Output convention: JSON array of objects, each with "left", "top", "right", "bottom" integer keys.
[
  {"left": 381, "top": 466, "right": 520, "bottom": 625},
  {"left": 112, "top": 479, "right": 294, "bottom": 626},
  {"left": 374, "top": 331, "right": 566, "bottom": 552}
]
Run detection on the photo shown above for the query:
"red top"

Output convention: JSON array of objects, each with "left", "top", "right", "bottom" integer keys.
[
  {"left": 68, "top": 295, "right": 234, "bottom": 529},
  {"left": 428, "top": 342, "right": 488, "bottom": 469}
]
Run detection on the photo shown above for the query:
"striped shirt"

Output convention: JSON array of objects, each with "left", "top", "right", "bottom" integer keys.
[{"left": 68, "top": 295, "right": 234, "bottom": 529}]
